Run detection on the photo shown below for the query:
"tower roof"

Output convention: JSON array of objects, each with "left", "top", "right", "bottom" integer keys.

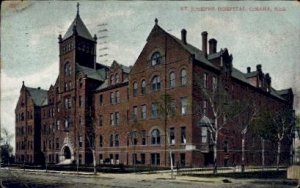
[{"left": 62, "top": 4, "right": 93, "bottom": 41}]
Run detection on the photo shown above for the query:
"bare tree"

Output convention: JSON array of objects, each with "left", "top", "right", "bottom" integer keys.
[
  {"left": 272, "top": 109, "right": 294, "bottom": 170},
  {"left": 236, "top": 100, "right": 258, "bottom": 172},
  {"left": 194, "top": 75, "right": 243, "bottom": 174},
  {"left": 157, "top": 94, "right": 177, "bottom": 179}
]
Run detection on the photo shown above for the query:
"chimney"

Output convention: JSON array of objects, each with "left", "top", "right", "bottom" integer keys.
[
  {"left": 256, "top": 64, "right": 262, "bottom": 72},
  {"left": 201, "top": 31, "right": 208, "bottom": 57},
  {"left": 265, "top": 73, "right": 271, "bottom": 92},
  {"left": 181, "top": 29, "right": 187, "bottom": 45},
  {"left": 208, "top": 38, "right": 217, "bottom": 54},
  {"left": 247, "top": 67, "right": 251, "bottom": 73}
]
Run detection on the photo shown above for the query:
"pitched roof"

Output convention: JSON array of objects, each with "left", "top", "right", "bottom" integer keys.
[
  {"left": 231, "top": 68, "right": 250, "bottom": 84},
  {"left": 63, "top": 15, "right": 93, "bottom": 41},
  {"left": 76, "top": 64, "right": 106, "bottom": 81},
  {"left": 147, "top": 24, "right": 218, "bottom": 70},
  {"left": 245, "top": 71, "right": 258, "bottom": 78},
  {"left": 26, "top": 87, "right": 48, "bottom": 106}
]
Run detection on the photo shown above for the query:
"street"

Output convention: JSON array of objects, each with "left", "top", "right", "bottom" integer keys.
[{"left": 0, "top": 168, "right": 298, "bottom": 188}]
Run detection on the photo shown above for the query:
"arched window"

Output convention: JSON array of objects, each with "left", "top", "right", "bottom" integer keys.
[
  {"left": 115, "top": 74, "right": 120, "bottom": 83},
  {"left": 180, "top": 69, "right": 187, "bottom": 86},
  {"left": 141, "top": 80, "right": 146, "bottom": 95},
  {"left": 169, "top": 72, "right": 176, "bottom": 88},
  {"left": 151, "top": 129, "right": 161, "bottom": 145},
  {"left": 152, "top": 76, "right": 161, "bottom": 91},
  {"left": 110, "top": 75, "right": 115, "bottom": 85},
  {"left": 64, "top": 62, "right": 71, "bottom": 76},
  {"left": 133, "top": 82, "right": 138, "bottom": 97},
  {"left": 151, "top": 52, "right": 162, "bottom": 66}
]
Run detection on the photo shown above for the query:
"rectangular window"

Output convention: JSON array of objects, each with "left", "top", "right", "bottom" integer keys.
[
  {"left": 116, "top": 91, "right": 120, "bottom": 104},
  {"left": 141, "top": 105, "right": 147, "bottom": 120},
  {"left": 110, "top": 134, "right": 113, "bottom": 147},
  {"left": 56, "top": 138, "right": 59, "bottom": 149},
  {"left": 99, "top": 154, "right": 103, "bottom": 164},
  {"left": 180, "top": 153, "right": 186, "bottom": 167},
  {"left": 141, "top": 153, "right": 145, "bottom": 164},
  {"left": 132, "top": 106, "right": 138, "bottom": 120},
  {"left": 151, "top": 103, "right": 158, "bottom": 118},
  {"left": 181, "top": 127, "right": 186, "bottom": 144},
  {"left": 99, "top": 115, "right": 103, "bottom": 127},
  {"left": 212, "top": 76, "right": 217, "bottom": 92},
  {"left": 201, "top": 127, "right": 208, "bottom": 143},
  {"left": 99, "top": 95, "right": 103, "bottom": 106},
  {"left": 110, "top": 92, "right": 115, "bottom": 104},
  {"left": 203, "top": 73, "right": 208, "bottom": 89},
  {"left": 180, "top": 97, "right": 188, "bottom": 115},
  {"left": 79, "top": 96, "right": 82, "bottom": 107},
  {"left": 115, "top": 134, "right": 119, "bottom": 147},
  {"left": 115, "top": 112, "right": 120, "bottom": 125},
  {"left": 203, "top": 100, "right": 207, "bottom": 115},
  {"left": 169, "top": 128, "right": 175, "bottom": 145},
  {"left": 141, "top": 130, "right": 146, "bottom": 145},
  {"left": 99, "top": 135, "right": 103, "bottom": 147},
  {"left": 110, "top": 113, "right": 115, "bottom": 126},
  {"left": 151, "top": 153, "right": 160, "bottom": 166},
  {"left": 79, "top": 136, "right": 83, "bottom": 147}
]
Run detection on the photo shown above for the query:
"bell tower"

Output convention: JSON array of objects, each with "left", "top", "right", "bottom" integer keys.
[{"left": 58, "top": 2, "right": 97, "bottom": 76}]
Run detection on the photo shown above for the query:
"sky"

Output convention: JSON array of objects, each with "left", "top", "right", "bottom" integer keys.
[{"left": 1, "top": 1, "right": 300, "bottom": 148}]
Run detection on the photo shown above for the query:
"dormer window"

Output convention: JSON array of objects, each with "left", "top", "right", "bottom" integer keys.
[{"left": 151, "top": 52, "right": 162, "bottom": 66}]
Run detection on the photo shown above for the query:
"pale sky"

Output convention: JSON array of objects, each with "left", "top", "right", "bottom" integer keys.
[{"left": 1, "top": 1, "right": 300, "bottom": 148}]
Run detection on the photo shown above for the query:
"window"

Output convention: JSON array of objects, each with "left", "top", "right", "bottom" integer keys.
[
  {"left": 132, "top": 106, "right": 138, "bottom": 120},
  {"left": 201, "top": 127, "right": 208, "bottom": 143},
  {"left": 141, "top": 130, "right": 146, "bottom": 145},
  {"left": 115, "top": 112, "right": 120, "bottom": 125},
  {"left": 79, "top": 96, "right": 82, "bottom": 107},
  {"left": 224, "top": 141, "right": 229, "bottom": 153},
  {"left": 203, "top": 73, "right": 208, "bottom": 89},
  {"left": 110, "top": 134, "right": 114, "bottom": 147},
  {"left": 79, "top": 136, "right": 83, "bottom": 147},
  {"left": 115, "top": 74, "right": 120, "bottom": 83},
  {"left": 169, "top": 72, "right": 176, "bottom": 88},
  {"left": 110, "top": 113, "right": 115, "bottom": 126},
  {"left": 99, "top": 115, "right": 103, "bottom": 127},
  {"left": 133, "top": 82, "right": 138, "bottom": 97},
  {"left": 110, "top": 75, "right": 115, "bottom": 85},
  {"left": 181, "top": 127, "right": 186, "bottom": 144},
  {"left": 203, "top": 100, "right": 207, "bottom": 115},
  {"left": 99, "top": 135, "right": 103, "bottom": 147},
  {"left": 141, "top": 153, "right": 145, "bottom": 164},
  {"left": 116, "top": 91, "right": 120, "bottom": 103},
  {"left": 180, "top": 153, "right": 185, "bottom": 167},
  {"left": 151, "top": 129, "right": 161, "bottom": 145},
  {"left": 152, "top": 76, "right": 161, "bottom": 91},
  {"left": 212, "top": 76, "right": 217, "bottom": 92},
  {"left": 169, "top": 128, "right": 175, "bottom": 145},
  {"left": 65, "top": 119, "right": 69, "bottom": 129},
  {"left": 151, "top": 103, "right": 158, "bottom": 118},
  {"left": 64, "top": 62, "right": 71, "bottom": 76},
  {"left": 110, "top": 92, "right": 115, "bottom": 104},
  {"left": 141, "top": 105, "right": 147, "bottom": 120},
  {"left": 115, "top": 134, "right": 119, "bottom": 147},
  {"left": 99, "top": 95, "right": 103, "bottom": 106},
  {"left": 180, "top": 97, "right": 188, "bottom": 115},
  {"left": 151, "top": 52, "right": 162, "bottom": 66},
  {"left": 151, "top": 153, "right": 160, "bottom": 166},
  {"left": 141, "top": 80, "right": 146, "bottom": 95},
  {"left": 180, "top": 69, "right": 187, "bottom": 86}
]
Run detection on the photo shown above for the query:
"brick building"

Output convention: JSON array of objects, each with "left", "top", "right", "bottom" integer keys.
[{"left": 15, "top": 7, "right": 294, "bottom": 168}]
